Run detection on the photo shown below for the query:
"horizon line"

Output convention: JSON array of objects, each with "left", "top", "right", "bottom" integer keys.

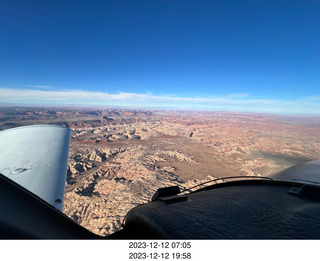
[{"left": 1, "top": 102, "right": 320, "bottom": 117}]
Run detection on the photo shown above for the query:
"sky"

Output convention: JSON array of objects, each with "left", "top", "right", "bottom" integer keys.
[{"left": 0, "top": 0, "right": 319, "bottom": 114}]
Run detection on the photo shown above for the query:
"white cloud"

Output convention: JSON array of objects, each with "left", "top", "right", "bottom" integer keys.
[
  {"left": 226, "top": 93, "right": 250, "bottom": 98},
  {"left": 304, "top": 96, "right": 320, "bottom": 102},
  {"left": 0, "top": 87, "right": 319, "bottom": 115},
  {"left": 25, "top": 85, "right": 55, "bottom": 89}
]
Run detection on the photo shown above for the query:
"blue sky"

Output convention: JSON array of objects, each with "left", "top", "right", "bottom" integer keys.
[{"left": 1, "top": 0, "right": 319, "bottom": 114}]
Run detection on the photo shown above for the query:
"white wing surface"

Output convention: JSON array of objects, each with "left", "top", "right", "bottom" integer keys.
[
  {"left": 269, "top": 159, "right": 320, "bottom": 185},
  {"left": 0, "top": 125, "right": 71, "bottom": 211}
]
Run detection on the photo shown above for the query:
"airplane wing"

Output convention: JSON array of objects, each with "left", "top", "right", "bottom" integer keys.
[
  {"left": 269, "top": 159, "right": 320, "bottom": 185},
  {"left": 0, "top": 125, "right": 101, "bottom": 238},
  {"left": 0, "top": 125, "right": 70, "bottom": 211}
]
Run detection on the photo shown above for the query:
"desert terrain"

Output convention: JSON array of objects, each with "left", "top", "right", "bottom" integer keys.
[{"left": 1, "top": 106, "right": 320, "bottom": 236}]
